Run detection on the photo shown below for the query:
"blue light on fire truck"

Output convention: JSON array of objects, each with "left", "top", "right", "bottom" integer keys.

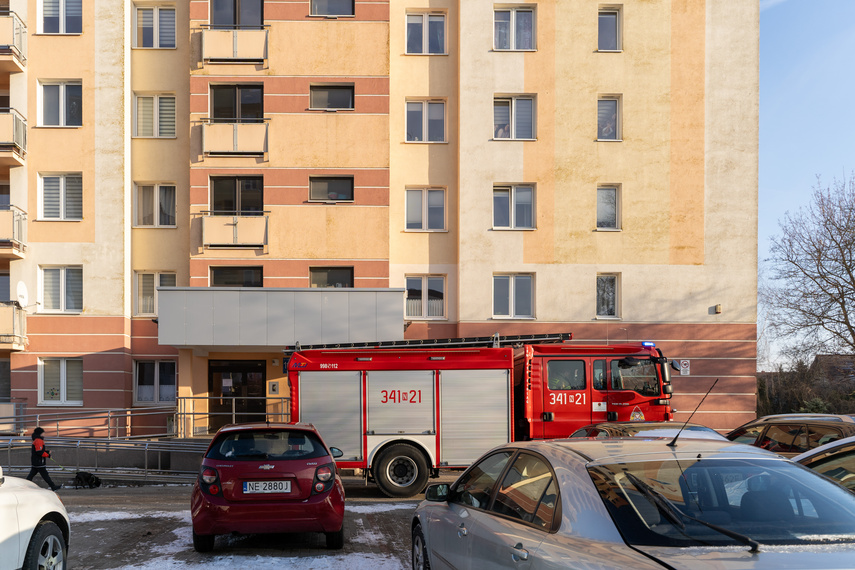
[{"left": 642, "top": 342, "right": 655, "bottom": 347}]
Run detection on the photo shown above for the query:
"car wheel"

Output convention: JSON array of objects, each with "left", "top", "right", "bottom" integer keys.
[
  {"left": 412, "top": 522, "right": 431, "bottom": 570},
  {"left": 375, "top": 443, "right": 429, "bottom": 498},
  {"left": 193, "top": 530, "right": 216, "bottom": 553},
  {"left": 325, "top": 527, "right": 344, "bottom": 550},
  {"left": 22, "top": 520, "right": 66, "bottom": 570}
]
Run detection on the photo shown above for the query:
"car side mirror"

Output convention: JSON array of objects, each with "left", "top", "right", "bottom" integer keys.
[
  {"left": 329, "top": 447, "right": 344, "bottom": 459},
  {"left": 425, "top": 483, "right": 449, "bottom": 502}
]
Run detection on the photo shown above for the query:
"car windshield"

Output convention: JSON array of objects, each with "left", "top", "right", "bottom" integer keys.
[
  {"left": 206, "top": 429, "right": 328, "bottom": 461},
  {"left": 589, "top": 457, "right": 855, "bottom": 548}
]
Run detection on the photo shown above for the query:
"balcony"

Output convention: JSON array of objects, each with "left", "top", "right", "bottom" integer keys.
[
  {"left": 201, "top": 27, "right": 267, "bottom": 63},
  {"left": 0, "top": 12, "right": 26, "bottom": 74},
  {"left": 0, "top": 301, "right": 26, "bottom": 351},
  {"left": 202, "top": 213, "right": 268, "bottom": 248},
  {"left": 0, "top": 109, "right": 25, "bottom": 166},
  {"left": 0, "top": 205, "right": 26, "bottom": 258},
  {"left": 202, "top": 120, "right": 267, "bottom": 156}
]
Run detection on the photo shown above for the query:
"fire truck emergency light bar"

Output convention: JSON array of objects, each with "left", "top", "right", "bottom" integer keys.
[{"left": 282, "top": 332, "right": 573, "bottom": 356}]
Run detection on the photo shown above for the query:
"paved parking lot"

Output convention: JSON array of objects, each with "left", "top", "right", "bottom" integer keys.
[{"left": 60, "top": 474, "right": 455, "bottom": 569}]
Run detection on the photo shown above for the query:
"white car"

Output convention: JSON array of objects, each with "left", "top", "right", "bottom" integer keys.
[{"left": 0, "top": 466, "right": 70, "bottom": 570}]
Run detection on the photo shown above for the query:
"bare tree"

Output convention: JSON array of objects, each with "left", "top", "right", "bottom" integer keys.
[{"left": 766, "top": 175, "right": 855, "bottom": 355}]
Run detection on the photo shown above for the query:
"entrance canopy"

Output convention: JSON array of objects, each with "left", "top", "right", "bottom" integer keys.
[{"left": 157, "top": 287, "right": 405, "bottom": 352}]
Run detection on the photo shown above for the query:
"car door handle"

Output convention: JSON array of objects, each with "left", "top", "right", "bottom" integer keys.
[
  {"left": 512, "top": 543, "right": 529, "bottom": 562},
  {"left": 457, "top": 523, "right": 468, "bottom": 538}
]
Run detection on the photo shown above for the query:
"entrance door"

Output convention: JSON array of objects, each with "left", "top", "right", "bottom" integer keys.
[{"left": 208, "top": 360, "right": 266, "bottom": 432}]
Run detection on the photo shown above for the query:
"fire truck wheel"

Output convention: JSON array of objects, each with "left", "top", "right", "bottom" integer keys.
[{"left": 374, "top": 443, "right": 430, "bottom": 498}]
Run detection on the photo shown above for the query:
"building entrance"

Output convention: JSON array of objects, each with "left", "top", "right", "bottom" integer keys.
[{"left": 207, "top": 360, "right": 266, "bottom": 432}]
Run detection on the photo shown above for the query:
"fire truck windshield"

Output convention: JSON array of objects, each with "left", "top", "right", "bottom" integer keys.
[{"left": 611, "top": 358, "right": 660, "bottom": 396}]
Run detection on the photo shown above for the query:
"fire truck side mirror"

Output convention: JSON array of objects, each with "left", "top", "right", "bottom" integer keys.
[{"left": 663, "top": 384, "right": 673, "bottom": 395}]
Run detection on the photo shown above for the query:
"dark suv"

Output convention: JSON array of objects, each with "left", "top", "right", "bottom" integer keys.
[{"left": 726, "top": 414, "right": 855, "bottom": 457}]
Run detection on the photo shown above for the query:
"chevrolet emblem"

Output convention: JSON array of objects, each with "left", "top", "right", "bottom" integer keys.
[{"left": 259, "top": 464, "right": 275, "bottom": 470}]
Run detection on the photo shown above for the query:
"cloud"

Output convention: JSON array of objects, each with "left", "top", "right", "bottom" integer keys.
[{"left": 760, "top": 0, "right": 788, "bottom": 11}]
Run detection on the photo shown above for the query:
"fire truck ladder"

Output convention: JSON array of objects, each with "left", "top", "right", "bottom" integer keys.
[{"left": 283, "top": 332, "right": 572, "bottom": 356}]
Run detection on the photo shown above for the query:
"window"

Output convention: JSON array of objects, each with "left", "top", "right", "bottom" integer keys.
[
  {"left": 406, "top": 13, "right": 445, "bottom": 54},
  {"left": 41, "top": 81, "right": 82, "bottom": 127},
  {"left": 40, "top": 174, "right": 82, "bottom": 220},
  {"left": 598, "top": 9, "right": 621, "bottom": 51},
  {"left": 135, "top": 184, "right": 176, "bottom": 226},
  {"left": 406, "top": 100, "right": 445, "bottom": 142},
  {"left": 598, "top": 97, "right": 620, "bottom": 140},
  {"left": 494, "top": 8, "right": 535, "bottom": 50},
  {"left": 310, "top": 177, "right": 353, "bottom": 201},
  {"left": 493, "top": 185, "right": 534, "bottom": 229},
  {"left": 311, "top": 0, "right": 354, "bottom": 16},
  {"left": 135, "top": 360, "right": 176, "bottom": 404},
  {"left": 494, "top": 97, "right": 534, "bottom": 140},
  {"left": 548, "top": 360, "right": 586, "bottom": 391},
  {"left": 212, "top": 0, "right": 263, "bottom": 29},
  {"left": 597, "top": 186, "right": 619, "bottom": 229},
  {"left": 406, "top": 276, "right": 445, "bottom": 318},
  {"left": 135, "top": 6, "right": 176, "bottom": 48},
  {"left": 40, "top": 358, "right": 83, "bottom": 406},
  {"left": 596, "top": 274, "right": 618, "bottom": 317},
  {"left": 41, "top": 266, "right": 83, "bottom": 313},
  {"left": 211, "top": 267, "right": 263, "bottom": 287},
  {"left": 0, "top": 359, "right": 9, "bottom": 402},
  {"left": 406, "top": 188, "right": 445, "bottom": 230},
  {"left": 492, "top": 453, "right": 558, "bottom": 530},
  {"left": 310, "top": 267, "right": 353, "bottom": 288},
  {"left": 310, "top": 85, "right": 354, "bottom": 110},
  {"left": 135, "top": 94, "right": 176, "bottom": 137},
  {"left": 136, "top": 272, "right": 176, "bottom": 315},
  {"left": 211, "top": 85, "right": 263, "bottom": 123},
  {"left": 42, "top": 0, "right": 82, "bottom": 34},
  {"left": 211, "top": 177, "right": 263, "bottom": 215},
  {"left": 493, "top": 274, "right": 533, "bottom": 318},
  {"left": 449, "top": 451, "right": 514, "bottom": 509}
]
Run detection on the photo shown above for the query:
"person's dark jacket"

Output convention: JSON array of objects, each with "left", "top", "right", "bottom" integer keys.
[{"left": 30, "top": 427, "right": 49, "bottom": 467}]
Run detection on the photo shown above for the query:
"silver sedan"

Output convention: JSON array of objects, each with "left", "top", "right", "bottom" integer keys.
[{"left": 412, "top": 438, "right": 855, "bottom": 569}]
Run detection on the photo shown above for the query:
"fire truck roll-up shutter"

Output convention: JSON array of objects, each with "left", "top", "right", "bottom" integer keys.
[
  {"left": 440, "top": 369, "right": 511, "bottom": 466},
  {"left": 298, "top": 371, "right": 363, "bottom": 461},
  {"left": 366, "top": 370, "right": 436, "bottom": 435}
]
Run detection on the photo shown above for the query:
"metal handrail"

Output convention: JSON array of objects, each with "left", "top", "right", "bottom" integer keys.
[
  {"left": 0, "top": 405, "right": 176, "bottom": 439},
  {"left": 1, "top": 436, "right": 209, "bottom": 483},
  {"left": 176, "top": 396, "right": 290, "bottom": 438}
]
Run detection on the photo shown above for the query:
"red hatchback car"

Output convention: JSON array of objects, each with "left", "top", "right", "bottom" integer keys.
[{"left": 191, "top": 422, "right": 345, "bottom": 552}]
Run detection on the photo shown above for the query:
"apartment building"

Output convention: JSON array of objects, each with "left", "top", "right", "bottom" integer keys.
[{"left": 1, "top": 0, "right": 758, "bottom": 436}]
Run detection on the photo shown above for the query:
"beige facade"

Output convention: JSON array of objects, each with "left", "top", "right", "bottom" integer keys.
[{"left": 2, "top": 0, "right": 757, "bottom": 436}]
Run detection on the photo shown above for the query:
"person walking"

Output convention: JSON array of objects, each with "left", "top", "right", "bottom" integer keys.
[{"left": 26, "top": 427, "right": 61, "bottom": 491}]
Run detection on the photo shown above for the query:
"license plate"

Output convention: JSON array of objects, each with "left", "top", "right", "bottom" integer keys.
[{"left": 243, "top": 480, "right": 291, "bottom": 494}]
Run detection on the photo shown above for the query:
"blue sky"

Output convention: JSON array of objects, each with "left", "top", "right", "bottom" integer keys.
[{"left": 759, "top": 0, "right": 855, "bottom": 262}]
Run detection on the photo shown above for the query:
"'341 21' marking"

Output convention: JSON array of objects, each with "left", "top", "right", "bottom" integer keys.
[{"left": 380, "top": 390, "right": 422, "bottom": 404}]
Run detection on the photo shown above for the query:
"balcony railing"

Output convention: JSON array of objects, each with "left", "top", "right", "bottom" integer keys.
[
  {"left": 0, "top": 12, "right": 26, "bottom": 72},
  {"left": 201, "top": 27, "right": 268, "bottom": 62},
  {"left": 0, "top": 108, "right": 26, "bottom": 164},
  {"left": 201, "top": 212, "right": 268, "bottom": 247},
  {"left": 0, "top": 301, "right": 26, "bottom": 350},
  {"left": 0, "top": 204, "right": 26, "bottom": 257},
  {"left": 202, "top": 118, "right": 268, "bottom": 156}
]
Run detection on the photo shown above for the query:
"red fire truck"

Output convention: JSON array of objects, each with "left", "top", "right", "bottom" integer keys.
[{"left": 286, "top": 333, "right": 676, "bottom": 497}]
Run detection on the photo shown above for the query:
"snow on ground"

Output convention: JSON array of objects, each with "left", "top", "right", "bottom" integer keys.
[{"left": 69, "top": 504, "right": 411, "bottom": 570}]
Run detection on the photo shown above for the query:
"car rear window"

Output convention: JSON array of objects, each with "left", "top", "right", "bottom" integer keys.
[{"left": 206, "top": 429, "right": 329, "bottom": 461}]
